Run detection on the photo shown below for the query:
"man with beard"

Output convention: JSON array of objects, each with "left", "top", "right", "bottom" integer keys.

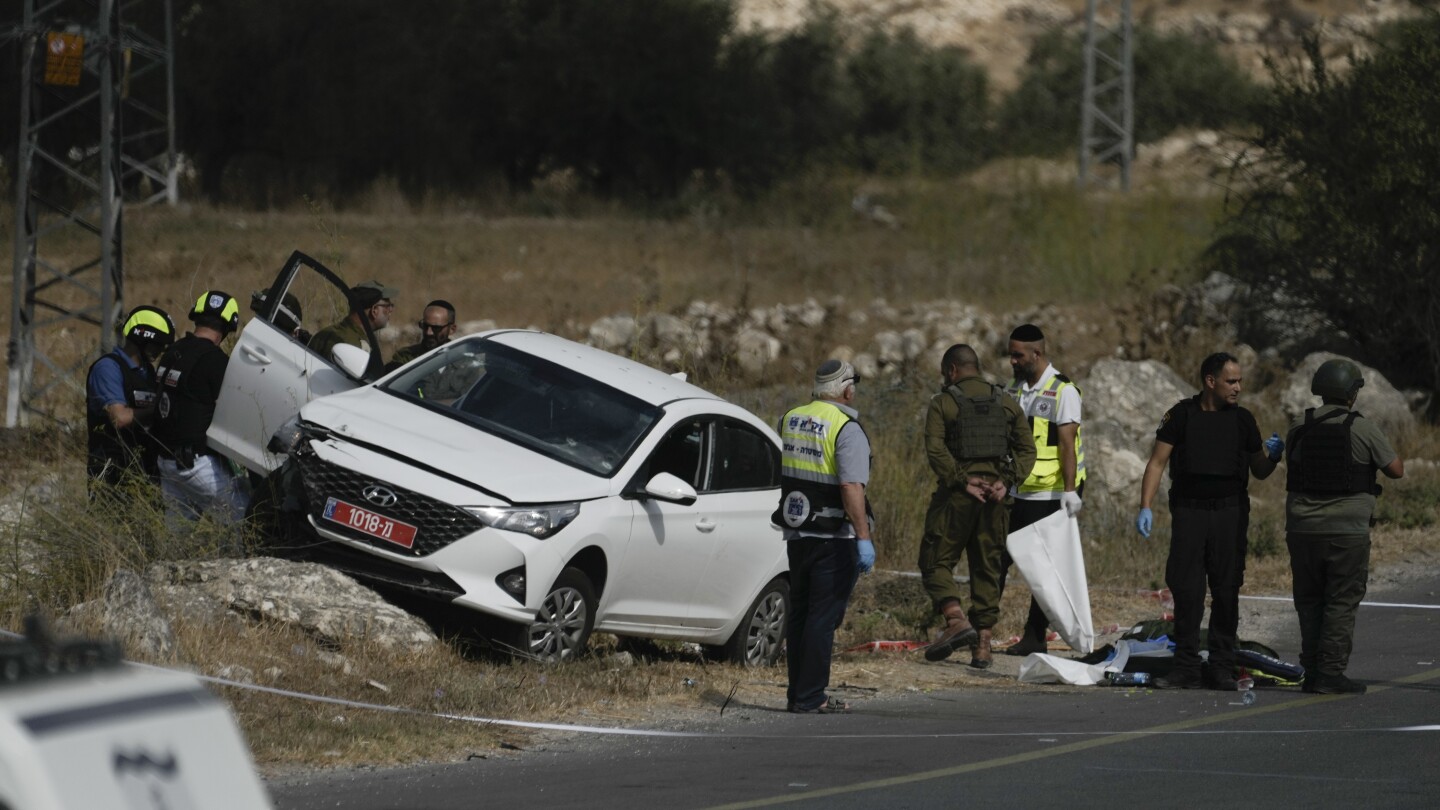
[{"left": 387, "top": 299, "right": 457, "bottom": 371}]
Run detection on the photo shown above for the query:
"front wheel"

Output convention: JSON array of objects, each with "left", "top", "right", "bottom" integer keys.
[
  {"left": 715, "top": 577, "right": 788, "bottom": 667},
  {"left": 516, "top": 567, "right": 596, "bottom": 662}
]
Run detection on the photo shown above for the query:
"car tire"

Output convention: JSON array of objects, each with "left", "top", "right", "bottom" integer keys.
[
  {"left": 516, "top": 567, "right": 596, "bottom": 662},
  {"left": 715, "top": 577, "right": 788, "bottom": 667}
]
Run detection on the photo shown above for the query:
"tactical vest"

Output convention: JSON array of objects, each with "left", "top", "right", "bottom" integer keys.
[
  {"left": 944, "top": 382, "right": 1009, "bottom": 461},
  {"left": 1174, "top": 401, "right": 1245, "bottom": 478},
  {"left": 1006, "top": 374, "right": 1086, "bottom": 495},
  {"left": 86, "top": 350, "right": 157, "bottom": 480},
  {"left": 772, "top": 401, "right": 868, "bottom": 533},
  {"left": 153, "top": 335, "right": 226, "bottom": 456},
  {"left": 1286, "top": 408, "right": 1378, "bottom": 495}
]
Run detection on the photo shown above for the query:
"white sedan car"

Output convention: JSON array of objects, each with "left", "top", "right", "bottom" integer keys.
[{"left": 209, "top": 252, "right": 789, "bottom": 664}]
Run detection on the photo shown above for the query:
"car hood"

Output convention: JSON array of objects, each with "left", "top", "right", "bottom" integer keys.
[{"left": 300, "top": 387, "right": 614, "bottom": 504}]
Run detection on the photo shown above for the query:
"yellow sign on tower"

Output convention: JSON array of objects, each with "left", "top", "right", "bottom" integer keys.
[{"left": 44, "top": 32, "right": 85, "bottom": 87}]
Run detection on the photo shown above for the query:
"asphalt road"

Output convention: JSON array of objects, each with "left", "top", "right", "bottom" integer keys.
[{"left": 269, "top": 575, "right": 1440, "bottom": 810}]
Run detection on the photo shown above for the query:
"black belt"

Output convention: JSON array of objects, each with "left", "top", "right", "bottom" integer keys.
[{"left": 1170, "top": 494, "right": 1244, "bottom": 510}]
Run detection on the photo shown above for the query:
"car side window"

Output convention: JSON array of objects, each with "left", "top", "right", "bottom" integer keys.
[
  {"left": 709, "top": 420, "right": 780, "bottom": 492},
  {"left": 645, "top": 420, "right": 709, "bottom": 490}
]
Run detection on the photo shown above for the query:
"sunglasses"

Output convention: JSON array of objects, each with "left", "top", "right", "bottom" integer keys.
[{"left": 419, "top": 322, "right": 454, "bottom": 333}]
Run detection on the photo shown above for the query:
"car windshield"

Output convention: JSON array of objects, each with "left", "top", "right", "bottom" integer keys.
[{"left": 381, "top": 336, "right": 661, "bottom": 476}]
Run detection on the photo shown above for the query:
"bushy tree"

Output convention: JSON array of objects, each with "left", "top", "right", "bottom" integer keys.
[
  {"left": 1205, "top": 16, "right": 1440, "bottom": 404},
  {"left": 996, "top": 26, "right": 1261, "bottom": 157},
  {"left": 844, "top": 29, "right": 990, "bottom": 174}
]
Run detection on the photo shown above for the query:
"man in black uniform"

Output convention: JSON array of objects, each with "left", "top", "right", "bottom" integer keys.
[
  {"left": 85, "top": 305, "right": 175, "bottom": 496},
  {"left": 1285, "top": 359, "right": 1404, "bottom": 694},
  {"left": 153, "top": 291, "right": 248, "bottom": 529},
  {"left": 1135, "top": 352, "right": 1284, "bottom": 690}
]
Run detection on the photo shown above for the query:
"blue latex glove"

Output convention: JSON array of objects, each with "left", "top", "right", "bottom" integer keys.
[
  {"left": 1265, "top": 431, "right": 1284, "bottom": 462},
  {"left": 856, "top": 539, "right": 876, "bottom": 574},
  {"left": 1136, "top": 507, "right": 1153, "bottom": 538}
]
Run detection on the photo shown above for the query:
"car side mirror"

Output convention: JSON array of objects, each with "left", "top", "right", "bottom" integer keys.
[
  {"left": 330, "top": 343, "right": 371, "bottom": 379},
  {"left": 644, "top": 472, "right": 697, "bottom": 506}
]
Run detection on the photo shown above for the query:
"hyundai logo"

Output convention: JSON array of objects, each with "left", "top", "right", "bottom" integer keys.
[{"left": 362, "top": 485, "right": 398, "bottom": 508}]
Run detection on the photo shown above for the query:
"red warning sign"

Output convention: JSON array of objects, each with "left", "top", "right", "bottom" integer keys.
[{"left": 44, "top": 33, "right": 85, "bottom": 87}]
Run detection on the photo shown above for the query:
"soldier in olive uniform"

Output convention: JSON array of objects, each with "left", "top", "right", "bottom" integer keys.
[
  {"left": 309, "top": 280, "right": 397, "bottom": 365},
  {"left": 919, "top": 344, "right": 1036, "bottom": 669},
  {"left": 1285, "top": 359, "right": 1404, "bottom": 695},
  {"left": 386, "top": 299, "right": 457, "bottom": 371}
]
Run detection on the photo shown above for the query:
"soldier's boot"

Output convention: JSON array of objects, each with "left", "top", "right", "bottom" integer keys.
[
  {"left": 969, "top": 628, "right": 993, "bottom": 670},
  {"left": 924, "top": 600, "right": 978, "bottom": 662}
]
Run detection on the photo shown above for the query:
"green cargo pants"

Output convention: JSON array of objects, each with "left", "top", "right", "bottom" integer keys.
[
  {"left": 1285, "top": 532, "right": 1370, "bottom": 678},
  {"left": 917, "top": 486, "right": 1010, "bottom": 629}
]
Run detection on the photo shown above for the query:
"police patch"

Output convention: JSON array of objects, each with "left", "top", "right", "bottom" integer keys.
[{"left": 782, "top": 491, "right": 811, "bottom": 528}]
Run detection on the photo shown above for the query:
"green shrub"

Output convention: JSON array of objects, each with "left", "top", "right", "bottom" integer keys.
[
  {"left": 1206, "top": 16, "right": 1440, "bottom": 403},
  {"left": 843, "top": 28, "right": 990, "bottom": 174}
]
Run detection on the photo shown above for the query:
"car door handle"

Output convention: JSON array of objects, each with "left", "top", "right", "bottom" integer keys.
[
  {"left": 241, "top": 345, "right": 272, "bottom": 365},
  {"left": 695, "top": 517, "right": 717, "bottom": 533}
]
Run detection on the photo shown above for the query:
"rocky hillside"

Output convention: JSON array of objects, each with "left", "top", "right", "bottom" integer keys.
[{"left": 737, "top": 0, "right": 1418, "bottom": 91}]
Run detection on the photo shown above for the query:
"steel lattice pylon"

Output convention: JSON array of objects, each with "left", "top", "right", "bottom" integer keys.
[
  {"left": 5, "top": 0, "right": 176, "bottom": 428},
  {"left": 1079, "top": 0, "right": 1134, "bottom": 191}
]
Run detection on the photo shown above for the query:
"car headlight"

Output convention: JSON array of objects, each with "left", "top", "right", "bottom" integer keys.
[{"left": 463, "top": 503, "right": 580, "bottom": 539}]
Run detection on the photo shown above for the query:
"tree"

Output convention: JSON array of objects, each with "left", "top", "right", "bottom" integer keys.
[{"left": 1205, "top": 15, "right": 1440, "bottom": 405}]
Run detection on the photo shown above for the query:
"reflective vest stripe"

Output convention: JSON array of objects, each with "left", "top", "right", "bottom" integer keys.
[{"left": 1007, "top": 375, "right": 1086, "bottom": 494}]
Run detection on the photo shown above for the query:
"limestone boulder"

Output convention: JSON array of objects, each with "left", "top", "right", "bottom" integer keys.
[
  {"left": 1079, "top": 359, "right": 1191, "bottom": 499},
  {"left": 145, "top": 557, "right": 438, "bottom": 653}
]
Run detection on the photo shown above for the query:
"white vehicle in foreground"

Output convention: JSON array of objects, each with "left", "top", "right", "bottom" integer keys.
[
  {"left": 209, "top": 252, "right": 790, "bottom": 664},
  {"left": 0, "top": 622, "right": 270, "bottom": 810}
]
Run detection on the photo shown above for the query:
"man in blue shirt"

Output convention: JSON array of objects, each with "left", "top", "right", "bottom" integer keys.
[{"left": 86, "top": 306, "right": 175, "bottom": 496}]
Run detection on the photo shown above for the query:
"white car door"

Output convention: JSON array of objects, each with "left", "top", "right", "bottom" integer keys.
[
  {"left": 208, "top": 251, "right": 381, "bottom": 474},
  {"left": 604, "top": 418, "right": 718, "bottom": 630},
  {"left": 683, "top": 418, "right": 785, "bottom": 630}
]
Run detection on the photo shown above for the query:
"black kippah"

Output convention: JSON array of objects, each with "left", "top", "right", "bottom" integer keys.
[{"left": 1010, "top": 323, "right": 1044, "bottom": 342}]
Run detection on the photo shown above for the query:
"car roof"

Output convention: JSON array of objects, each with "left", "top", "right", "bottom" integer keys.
[{"left": 483, "top": 329, "right": 724, "bottom": 407}]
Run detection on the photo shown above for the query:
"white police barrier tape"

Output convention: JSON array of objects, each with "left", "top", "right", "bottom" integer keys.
[
  {"left": 1240, "top": 595, "right": 1440, "bottom": 610},
  {"left": 4, "top": 629, "right": 1438, "bottom": 741},
  {"left": 133, "top": 662, "right": 708, "bottom": 738}
]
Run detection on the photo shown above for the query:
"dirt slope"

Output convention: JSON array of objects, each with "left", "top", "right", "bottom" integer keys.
[{"left": 737, "top": 0, "right": 1417, "bottom": 91}]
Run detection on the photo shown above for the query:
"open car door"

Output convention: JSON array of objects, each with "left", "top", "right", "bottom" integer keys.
[{"left": 208, "top": 251, "right": 383, "bottom": 474}]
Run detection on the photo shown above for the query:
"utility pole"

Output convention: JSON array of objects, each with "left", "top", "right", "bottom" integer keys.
[
  {"left": 1078, "top": 0, "right": 1134, "bottom": 191},
  {"left": 5, "top": 0, "right": 177, "bottom": 428}
]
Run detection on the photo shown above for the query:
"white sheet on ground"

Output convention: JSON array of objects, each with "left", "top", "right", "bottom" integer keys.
[
  {"left": 1017, "top": 638, "right": 1173, "bottom": 685},
  {"left": 1006, "top": 510, "right": 1094, "bottom": 653}
]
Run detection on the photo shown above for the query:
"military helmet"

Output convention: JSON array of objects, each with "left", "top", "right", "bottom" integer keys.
[
  {"left": 190, "top": 290, "right": 241, "bottom": 333},
  {"left": 121, "top": 305, "right": 175, "bottom": 350},
  {"left": 1311, "top": 358, "right": 1365, "bottom": 401}
]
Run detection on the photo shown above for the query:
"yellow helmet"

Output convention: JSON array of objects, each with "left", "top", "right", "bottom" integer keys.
[
  {"left": 190, "top": 290, "right": 241, "bottom": 333},
  {"left": 121, "top": 305, "right": 175, "bottom": 349}
]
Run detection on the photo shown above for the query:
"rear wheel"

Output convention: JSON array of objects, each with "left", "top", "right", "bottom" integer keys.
[
  {"left": 715, "top": 577, "right": 788, "bottom": 667},
  {"left": 516, "top": 567, "right": 595, "bottom": 662}
]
